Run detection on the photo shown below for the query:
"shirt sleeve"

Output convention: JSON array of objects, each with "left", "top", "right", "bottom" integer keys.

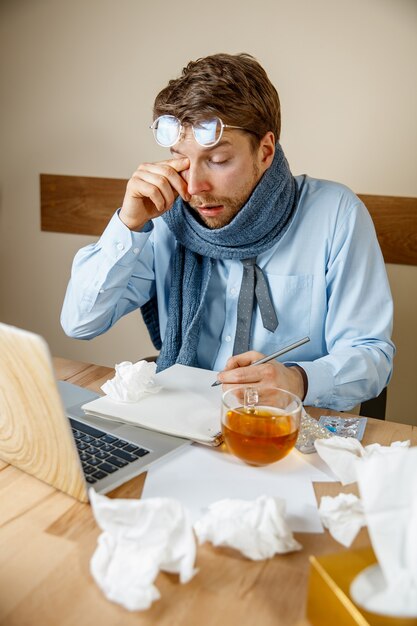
[
  {"left": 61, "top": 211, "right": 155, "bottom": 339},
  {"left": 294, "top": 200, "right": 395, "bottom": 411}
]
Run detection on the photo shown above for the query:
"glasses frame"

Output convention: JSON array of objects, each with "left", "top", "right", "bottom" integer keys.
[{"left": 150, "top": 115, "right": 247, "bottom": 148}]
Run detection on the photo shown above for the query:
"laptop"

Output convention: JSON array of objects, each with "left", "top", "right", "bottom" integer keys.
[{"left": 0, "top": 323, "right": 190, "bottom": 502}]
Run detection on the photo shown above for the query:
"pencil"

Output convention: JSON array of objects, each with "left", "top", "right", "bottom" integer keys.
[{"left": 211, "top": 336, "right": 310, "bottom": 387}]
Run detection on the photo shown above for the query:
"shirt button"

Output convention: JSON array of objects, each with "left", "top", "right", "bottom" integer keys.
[
  {"left": 225, "top": 335, "right": 232, "bottom": 342},
  {"left": 99, "top": 289, "right": 104, "bottom": 294},
  {"left": 116, "top": 242, "right": 124, "bottom": 251},
  {"left": 230, "top": 287, "right": 237, "bottom": 295},
  {"left": 133, "top": 247, "right": 139, "bottom": 255}
]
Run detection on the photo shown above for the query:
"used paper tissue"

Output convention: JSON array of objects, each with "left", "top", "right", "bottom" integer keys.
[
  {"left": 101, "top": 360, "right": 160, "bottom": 402},
  {"left": 319, "top": 493, "right": 365, "bottom": 547},
  {"left": 314, "top": 435, "right": 410, "bottom": 485},
  {"left": 314, "top": 437, "right": 417, "bottom": 618},
  {"left": 350, "top": 445, "right": 417, "bottom": 617},
  {"left": 194, "top": 495, "right": 302, "bottom": 560},
  {"left": 89, "top": 490, "right": 197, "bottom": 611},
  {"left": 315, "top": 437, "right": 411, "bottom": 545}
]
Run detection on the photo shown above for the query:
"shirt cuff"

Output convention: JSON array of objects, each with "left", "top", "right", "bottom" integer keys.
[
  {"left": 285, "top": 360, "right": 334, "bottom": 408},
  {"left": 97, "top": 210, "right": 153, "bottom": 266}
]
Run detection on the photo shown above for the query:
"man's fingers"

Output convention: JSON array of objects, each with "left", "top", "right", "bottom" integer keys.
[
  {"left": 159, "top": 157, "right": 190, "bottom": 172},
  {"left": 120, "top": 157, "right": 191, "bottom": 230},
  {"left": 221, "top": 364, "right": 264, "bottom": 385},
  {"left": 223, "top": 351, "right": 264, "bottom": 371},
  {"left": 219, "top": 352, "right": 266, "bottom": 386},
  {"left": 138, "top": 159, "right": 190, "bottom": 202},
  {"left": 132, "top": 169, "right": 176, "bottom": 212}
]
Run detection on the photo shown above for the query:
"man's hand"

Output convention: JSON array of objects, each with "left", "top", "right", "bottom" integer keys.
[
  {"left": 217, "top": 351, "right": 306, "bottom": 400},
  {"left": 119, "top": 158, "right": 190, "bottom": 231}
]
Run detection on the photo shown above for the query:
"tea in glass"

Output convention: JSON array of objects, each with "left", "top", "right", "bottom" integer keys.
[{"left": 221, "top": 387, "right": 301, "bottom": 466}]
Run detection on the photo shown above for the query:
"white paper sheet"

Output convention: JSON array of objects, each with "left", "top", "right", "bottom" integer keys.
[
  {"left": 293, "top": 448, "right": 338, "bottom": 482},
  {"left": 142, "top": 445, "right": 325, "bottom": 533}
]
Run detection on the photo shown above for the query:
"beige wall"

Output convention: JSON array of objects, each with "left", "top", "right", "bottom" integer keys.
[{"left": 0, "top": 0, "right": 416, "bottom": 423}]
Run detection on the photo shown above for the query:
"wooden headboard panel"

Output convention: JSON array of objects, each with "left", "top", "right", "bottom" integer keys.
[{"left": 40, "top": 174, "right": 417, "bottom": 266}]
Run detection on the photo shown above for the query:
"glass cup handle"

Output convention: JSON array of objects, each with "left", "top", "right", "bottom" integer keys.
[{"left": 244, "top": 387, "right": 258, "bottom": 414}]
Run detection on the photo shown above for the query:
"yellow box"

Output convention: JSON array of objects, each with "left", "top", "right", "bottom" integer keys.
[{"left": 307, "top": 547, "right": 417, "bottom": 626}]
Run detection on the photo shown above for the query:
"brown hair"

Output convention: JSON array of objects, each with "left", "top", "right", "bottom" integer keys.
[{"left": 153, "top": 53, "right": 281, "bottom": 144}]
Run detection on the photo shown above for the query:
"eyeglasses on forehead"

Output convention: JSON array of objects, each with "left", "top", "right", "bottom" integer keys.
[{"left": 150, "top": 115, "right": 246, "bottom": 148}]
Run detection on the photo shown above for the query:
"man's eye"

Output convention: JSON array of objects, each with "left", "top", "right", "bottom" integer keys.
[{"left": 209, "top": 158, "right": 229, "bottom": 166}]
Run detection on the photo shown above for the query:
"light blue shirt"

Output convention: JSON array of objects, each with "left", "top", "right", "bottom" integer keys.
[{"left": 61, "top": 176, "right": 395, "bottom": 410}]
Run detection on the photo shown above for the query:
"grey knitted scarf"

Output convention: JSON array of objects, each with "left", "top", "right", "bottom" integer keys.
[{"left": 141, "top": 143, "right": 298, "bottom": 371}]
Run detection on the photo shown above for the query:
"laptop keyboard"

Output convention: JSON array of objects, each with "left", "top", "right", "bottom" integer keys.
[{"left": 69, "top": 418, "right": 150, "bottom": 484}]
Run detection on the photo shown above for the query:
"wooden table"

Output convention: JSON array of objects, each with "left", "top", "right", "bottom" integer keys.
[{"left": 1, "top": 359, "right": 415, "bottom": 626}]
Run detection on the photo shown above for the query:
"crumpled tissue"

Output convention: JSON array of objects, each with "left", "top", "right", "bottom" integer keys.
[
  {"left": 351, "top": 445, "right": 417, "bottom": 617},
  {"left": 194, "top": 495, "right": 302, "bottom": 560},
  {"left": 314, "top": 435, "right": 410, "bottom": 485},
  {"left": 319, "top": 493, "right": 365, "bottom": 547},
  {"left": 101, "top": 360, "right": 161, "bottom": 402},
  {"left": 89, "top": 490, "right": 197, "bottom": 611}
]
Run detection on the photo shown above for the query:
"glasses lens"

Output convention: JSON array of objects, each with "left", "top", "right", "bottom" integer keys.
[
  {"left": 153, "top": 115, "right": 181, "bottom": 146},
  {"left": 193, "top": 118, "right": 223, "bottom": 147}
]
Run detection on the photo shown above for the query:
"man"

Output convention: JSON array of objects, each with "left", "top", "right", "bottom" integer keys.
[{"left": 61, "top": 53, "right": 394, "bottom": 410}]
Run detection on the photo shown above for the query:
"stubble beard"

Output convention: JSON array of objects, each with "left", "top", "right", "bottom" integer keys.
[{"left": 189, "top": 162, "right": 261, "bottom": 229}]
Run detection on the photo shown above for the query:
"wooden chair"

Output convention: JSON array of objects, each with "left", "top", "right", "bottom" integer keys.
[{"left": 360, "top": 387, "right": 387, "bottom": 420}]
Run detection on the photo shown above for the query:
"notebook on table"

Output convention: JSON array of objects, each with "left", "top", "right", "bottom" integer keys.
[
  {"left": 0, "top": 323, "right": 190, "bottom": 503},
  {"left": 82, "top": 364, "right": 223, "bottom": 446}
]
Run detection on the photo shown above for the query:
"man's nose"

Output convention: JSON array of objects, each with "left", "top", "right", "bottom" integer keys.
[{"left": 183, "top": 165, "right": 211, "bottom": 196}]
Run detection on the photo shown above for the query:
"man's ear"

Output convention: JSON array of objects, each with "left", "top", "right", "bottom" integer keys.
[{"left": 258, "top": 131, "right": 275, "bottom": 170}]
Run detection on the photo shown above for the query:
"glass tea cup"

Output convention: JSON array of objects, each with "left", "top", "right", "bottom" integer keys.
[{"left": 221, "top": 386, "right": 301, "bottom": 466}]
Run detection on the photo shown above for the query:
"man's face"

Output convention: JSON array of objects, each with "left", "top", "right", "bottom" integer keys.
[{"left": 170, "top": 129, "right": 272, "bottom": 229}]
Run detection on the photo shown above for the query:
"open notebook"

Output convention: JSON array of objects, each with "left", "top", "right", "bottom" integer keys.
[{"left": 82, "top": 364, "right": 223, "bottom": 446}]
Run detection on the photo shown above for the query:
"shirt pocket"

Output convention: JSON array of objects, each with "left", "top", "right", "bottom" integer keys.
[{"left": 252, "top": 274, "right": 313, "bottom": 355}]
